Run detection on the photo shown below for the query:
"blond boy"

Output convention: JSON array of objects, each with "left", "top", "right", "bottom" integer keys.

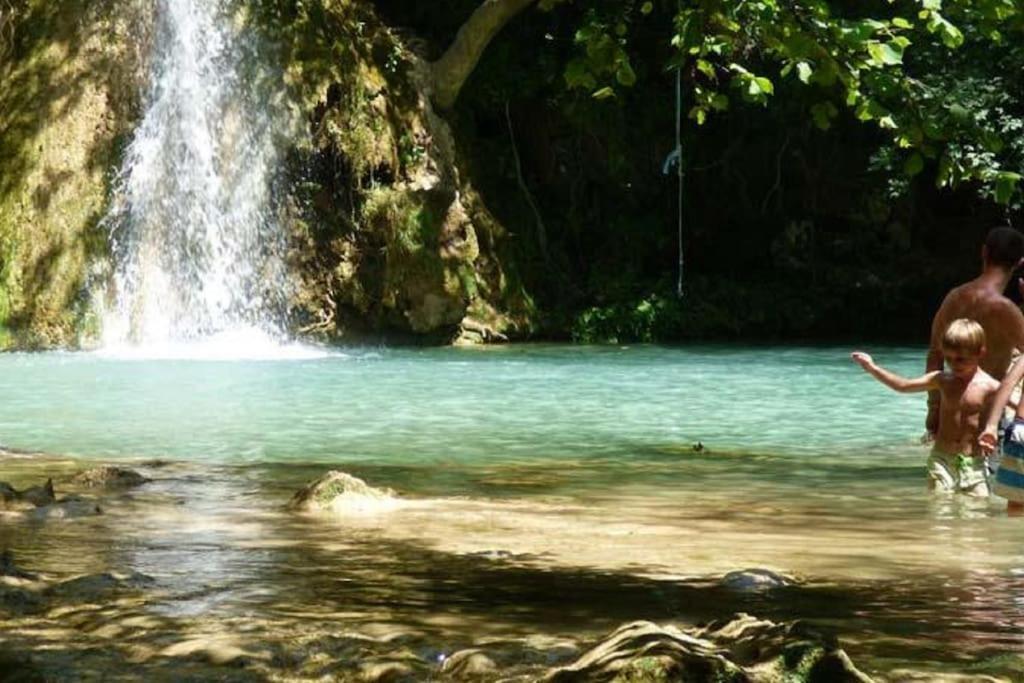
[{"left": 852, "top": 319, "right": 997, "bottom": 496}]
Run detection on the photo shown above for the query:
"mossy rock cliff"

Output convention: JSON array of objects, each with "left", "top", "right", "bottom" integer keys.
[
  {"left": 0, "top": 0, "right": 146, "bottom": 349},
  {"left": 254, "top": 0, "right": 537, "bottom": 343},
  {"left": 0, "top": 0, "right": 535, "bottom": 349}
]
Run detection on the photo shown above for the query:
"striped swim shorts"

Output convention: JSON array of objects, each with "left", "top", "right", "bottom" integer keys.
[{"left": 995, "top": 420, "right": 1024, "bottom": 503}]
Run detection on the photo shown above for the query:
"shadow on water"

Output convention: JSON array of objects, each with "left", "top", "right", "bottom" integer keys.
[{"left": 2, "top": 456, "right": 1024, "bottom": 680}]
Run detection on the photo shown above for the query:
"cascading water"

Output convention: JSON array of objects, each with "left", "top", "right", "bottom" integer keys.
[{"left": 101, "top": 0, "right": 294, "bottom": 355}]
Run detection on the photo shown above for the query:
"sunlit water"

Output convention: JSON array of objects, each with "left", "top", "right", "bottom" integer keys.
[{"left": 2, "top": 345, "right": 1023, "bottom": 678}]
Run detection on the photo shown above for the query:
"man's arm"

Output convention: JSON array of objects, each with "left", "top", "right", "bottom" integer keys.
[
  {"left": 852, "top": 352, "right": 942, "bottom": 393},
  {"left": 925, "top": 305, "right": 948, "bottom": 434},
  {"left": 980, "top": 357, "right": 1024, "bottom": 454}
]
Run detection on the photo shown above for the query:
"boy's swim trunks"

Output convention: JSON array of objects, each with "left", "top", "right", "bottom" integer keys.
[
  {"left": 927, "top": 447, "right": 989, "bottom": 497},
  {"left": 995, "top": 419, "right": 1024, "bottom": 503}
]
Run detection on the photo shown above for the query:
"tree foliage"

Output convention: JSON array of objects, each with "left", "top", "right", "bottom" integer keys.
[{"left": 556, "top": 0, "right": 1024, "bottom": 207}]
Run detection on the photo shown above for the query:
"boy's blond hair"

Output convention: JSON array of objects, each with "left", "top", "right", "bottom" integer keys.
[{"left": 942, "top": 318, "right": 986, "bottom": 356}]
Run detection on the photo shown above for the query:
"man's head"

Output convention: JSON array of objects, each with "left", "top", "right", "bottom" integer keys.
[
  {"left": 942, "top": 318, "right": 986, "bottom": 378},
  {"left": 982, "top": 226, "right": 1024, "bottom": 271}
]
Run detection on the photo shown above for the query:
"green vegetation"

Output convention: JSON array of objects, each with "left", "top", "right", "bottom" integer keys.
[
  {"left": 376, "top": 0, "right": 1024, "bottom": 342},
  {"left": 2, "top": 0, "right": 1022, "bottom": 347},
  {"left": 0, "top": 0, "right": 140, "bottom": 348}
]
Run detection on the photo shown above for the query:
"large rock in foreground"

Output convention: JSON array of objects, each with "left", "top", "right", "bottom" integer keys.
[
  {"left": 287, "top": 471, "right": 399, "bottom": 515},
  {"left": 545, "top": 615, "right": 873, "bottom": 682}
]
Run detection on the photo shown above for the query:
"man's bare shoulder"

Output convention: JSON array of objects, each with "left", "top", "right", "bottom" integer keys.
[{"left": 980, "top": 294, "right": 1024, "bottom": 323}]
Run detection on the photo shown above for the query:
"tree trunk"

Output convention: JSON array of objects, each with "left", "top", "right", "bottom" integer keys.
[{"left": 430, "top": 0, "right": 537, "bottom": 109}]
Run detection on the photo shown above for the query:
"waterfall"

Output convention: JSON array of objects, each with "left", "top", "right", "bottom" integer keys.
[{"left": 101, "top": 0, "right": 291, "bottom": 351}]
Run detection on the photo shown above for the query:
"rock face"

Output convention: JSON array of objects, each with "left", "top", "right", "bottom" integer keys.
[
  {"left": 0, "top": 0, "right": 148, "bottom": 348},
  {"left": 70, "top": 466, "right": 149, "bottom": 489},
  {"left": 287, "top": 471, "right": 398, "bottom": 514},
  {"left": 1, "top": 0, "right": 535, "bottom": 349},
  {"left": 545, "top": 615, "right": 873, "bottom": 683},
  {"left": 258, "top": 0, "right": 536, "bottom": 344}
]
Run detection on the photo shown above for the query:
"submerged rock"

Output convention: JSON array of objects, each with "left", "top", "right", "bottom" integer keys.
[
  {"left": 720, "top": 568, "right": 795, "bottom": 592},
  {"left": 288, "top": 471, "right": 398, "bottom": 514},
  {"left": 440, "top": 649, "right": 497, "bottom": 678},
  {"left": 1, "top": 550, "right": 39, "bottom": 581},
  {"left": 70, "top": 466, "right": 149, "bottom": 489},
  {"left": 47, "top": 570, "right": 154, "bottom": 600},
  {"left": 25, "top": 498, "right": 102, "bottom": 521},
  {"left": 545, "top": 615, "right": 873, "bottom": 682},
  {"left": 0, "top": 479, "right": 56, "bottom": 510},
  {"left": 0, "top": 581, "right": 43, "bottom": 615}
]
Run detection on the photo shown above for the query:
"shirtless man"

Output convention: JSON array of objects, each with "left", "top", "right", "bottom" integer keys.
[
  {"left": 926, "top": 226, "right": 1024, "bottom": 438},
  {"left": 854, "top": 319, "right": 998, "bottom": 495}
]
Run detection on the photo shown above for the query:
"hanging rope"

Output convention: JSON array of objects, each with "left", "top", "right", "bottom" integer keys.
[{"left": 675, "top": 60, "right": 684, "bottom": 299}]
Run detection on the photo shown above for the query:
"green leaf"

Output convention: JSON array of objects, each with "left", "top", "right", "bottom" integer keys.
[
  {"left": 696, "top": 59, "right": 716, "bottom": 79},
  {"left": 564, "top": 59, "right": 596, "bottom": 89},
  {"left": 922, "top": 0, "right": 941, "bottom": 9},
  {"left": 796, "top": 61, "right": 812, "bottom": 83},
  {"left": 754, "top": 76, "right": 774, "bottom": 95},
  {"left": 641, "top": 1, "right": 654, "bottom": 14},
  {"left": 891, "top": 17, "right": 913, "bottom": 29},
  {"left": 810, "top": 102, "right": 838, "bottom": 130},
  {"left": 995, "top": 172, "right": 1022, "bottom": 205},
  {"left": 616, "top": 61, "right": 637, "bottom": 87},
  {"left": 904, "top": 153, "right": 925, "bottom": 177},
  {"left": 592, "top": 86, "right": 616, "bottom": 100},
  {"left": 867, "top": 41, "right": 903, "bottom": 66}
]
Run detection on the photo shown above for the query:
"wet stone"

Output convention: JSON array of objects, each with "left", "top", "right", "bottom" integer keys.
[
  {"left": 0, "top": 479, "right": 55, "bottom": 510},
  {"left": 1, "top": 550, "right": 39, "bottom": 580},
  {"left": 46, "top": 571, "right": 154, "bottom": 600},
  {"left": 440, "top": 649, "right": 497, "bottom": 678},
  {"left": 288, "top": 470, "right": 396, "bottom": 514},
  {"left": 70, "top": 466, "right": 150, "bottom": 489},
  {"left": 25, "top": 498, "right": 102, "bottom": 520},
  {"left": 719, "top": 568, "right": 795, "bottom": 592}
]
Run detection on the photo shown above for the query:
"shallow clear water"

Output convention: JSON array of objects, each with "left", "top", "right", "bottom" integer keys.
[{"left": 3, "top": 344, "right": 1023, "bottom": 678}]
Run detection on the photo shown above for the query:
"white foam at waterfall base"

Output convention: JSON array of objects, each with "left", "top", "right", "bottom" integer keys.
[{"left": 95, "top": 327, "right": 334, "bottom": 361}]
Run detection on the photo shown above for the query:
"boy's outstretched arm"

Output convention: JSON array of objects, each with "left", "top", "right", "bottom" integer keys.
[
  {"left": 979, "top": 354, "right": 1024, "bottom": 454},
  {"left": 851, "top": 352, "right": 941, "bottom": 393}
]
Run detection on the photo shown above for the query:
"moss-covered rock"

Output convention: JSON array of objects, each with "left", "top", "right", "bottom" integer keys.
[
  {"left": 250, "top": 0, "right": 537, "bottom": 343},
  {"left": 1, "top": 0, "right": 534, "bottom": 348},
  {"left": 0, "top": 0, "right": 145, "bottom": 348}
]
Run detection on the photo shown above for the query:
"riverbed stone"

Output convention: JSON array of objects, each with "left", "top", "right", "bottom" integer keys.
[
  {"left": 0, "top": 579, "right": 44, "bottom": 614},
  {"left": 545, "top": 615, "right": 873, "bottom": 683},
  {"left": 70, "top": 466, "right": 150, "bottom": 489},
  {"left": 720, "top": 568, "right": 795, "bottom": 591},
  {"left": 440, "top": 649, "right": 497, "bottom": 678},
  {"left": 288, "top": 470, "right": 397, "bottom": 514},
  {"left": 1, "top": 550, "right": 39, "bottom": 580},
  {"left": 0, "top": 478, "right": 56, "bottom": 510},
  {"left": 47, "top": 570, "right": 154, "bottom": 600},
  {"left": 25, "top": 498, "right": 102, "bottom": 520}
]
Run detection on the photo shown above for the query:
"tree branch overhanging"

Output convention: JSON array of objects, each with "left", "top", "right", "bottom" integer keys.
[{"left": 430, "top": 0, "right": 537, "bottom": 109}]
